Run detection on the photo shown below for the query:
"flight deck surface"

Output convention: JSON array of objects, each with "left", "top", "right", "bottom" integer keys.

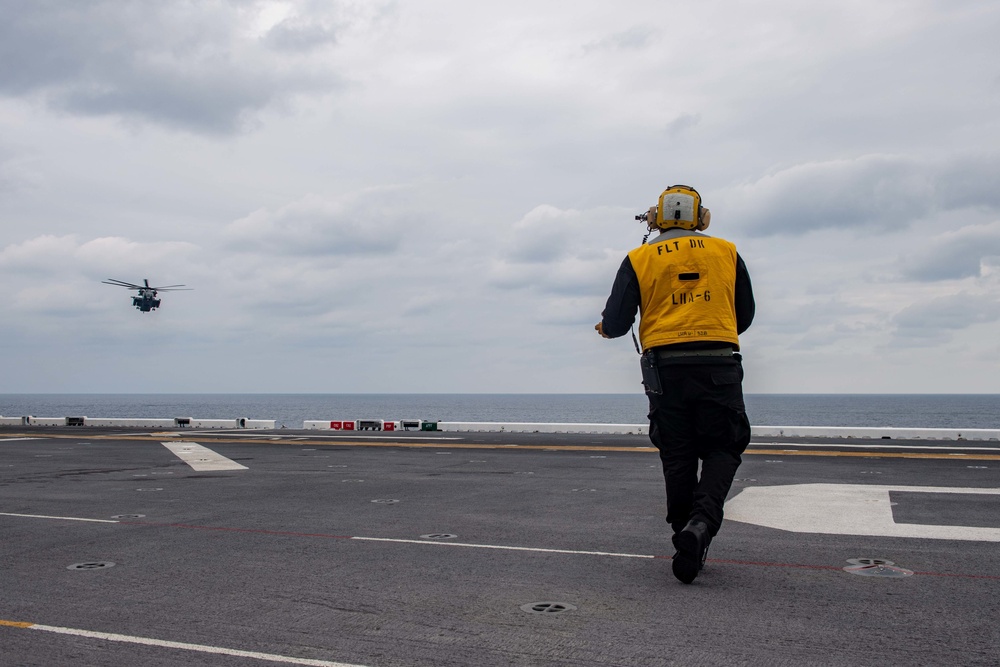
[{"left": 2, "top": 427, "right": 998, "bottom": 666}]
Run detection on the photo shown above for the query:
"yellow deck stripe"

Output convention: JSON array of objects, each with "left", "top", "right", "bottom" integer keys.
[
  {"left": 4, "top": 431, "right": 999, "bottom": 460},
  {"left": 0, "top": 620, "right": 34, "bottom": 628}
]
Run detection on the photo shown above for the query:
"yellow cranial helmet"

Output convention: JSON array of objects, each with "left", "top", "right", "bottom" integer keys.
[{"left": 655, "top": 185, "right": 709, "bottom": 231}]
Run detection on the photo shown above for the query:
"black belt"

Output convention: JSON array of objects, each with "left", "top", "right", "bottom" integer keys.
[{"left": 653, "top": 347, "right": 735, "bottom": 360}]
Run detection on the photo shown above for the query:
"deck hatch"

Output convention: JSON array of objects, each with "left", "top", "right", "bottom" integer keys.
[{"left": 520, "top": 602, "right": 577, "bottom": 614}]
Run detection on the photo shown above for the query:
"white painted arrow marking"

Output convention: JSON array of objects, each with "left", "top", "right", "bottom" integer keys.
[
  {"left": 161, "top": 442, "right": 248, "bottom": 472},
  {"left": 726, "top": 484, "right": 1000, "bottom": 542}
]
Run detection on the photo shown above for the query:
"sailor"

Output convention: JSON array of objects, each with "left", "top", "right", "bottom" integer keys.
[{"left": 596, "top": 185, "right": 755, "bottom": 584}]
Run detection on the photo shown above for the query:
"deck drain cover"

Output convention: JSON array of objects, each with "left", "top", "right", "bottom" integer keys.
[
  {"left": 68, "top": 562, "right": 115, "bottom": 570},
  {"left": 420, "top": 533, "right": 458, "bottom": 540},
  {"left": 371, "top": 499, "right": 399, "bottom": 504},
  {"left": 521, "top": 602, "right": 577, "bottom": 614},
  {"left": 111, "top": 514, "right": 145, "bottom": 519},
  {"left": 844, "top": 558, "right": 913, "bottom": 578}
]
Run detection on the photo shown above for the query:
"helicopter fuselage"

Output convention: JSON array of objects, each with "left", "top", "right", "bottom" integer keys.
[
  {"left": 132, "top": 289, "right": 161, "bottom": 312},
  {"left": 103, "top": 279, "right": 187, "bottom": 313}
]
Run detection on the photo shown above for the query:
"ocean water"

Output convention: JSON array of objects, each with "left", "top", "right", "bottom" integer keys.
[{"left": 1, "top": 394, "right": 999, "bottom": 430}]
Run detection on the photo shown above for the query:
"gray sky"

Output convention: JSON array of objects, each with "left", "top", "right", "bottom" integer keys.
[{"left": 2, "top": 0, "right": 999, "bottom": 394}]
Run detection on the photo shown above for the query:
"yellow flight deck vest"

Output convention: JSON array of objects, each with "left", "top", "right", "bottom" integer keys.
[{"left": 627, "top": 233, "right": 741, "bottom": 351}]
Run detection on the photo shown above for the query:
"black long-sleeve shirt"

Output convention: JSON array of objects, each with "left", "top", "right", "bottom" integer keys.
[{"left": 601, "top": 245, "right": 755, "bottom": 346}]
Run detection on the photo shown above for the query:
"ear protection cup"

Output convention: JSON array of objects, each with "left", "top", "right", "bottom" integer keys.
[{"left": 696, "top": 207, "right": 710, "bottom": 231}]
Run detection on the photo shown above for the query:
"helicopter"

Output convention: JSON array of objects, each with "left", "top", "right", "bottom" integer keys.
[{"left": 102, "top": 278, "right": 192, "bottom": 312}]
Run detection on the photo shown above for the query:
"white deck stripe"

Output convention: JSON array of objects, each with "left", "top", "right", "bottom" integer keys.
[
  {"left": 752, "top": 441, "right": 1000, "bottom": 452},
  {"left": 1, "top": 512, "right": 657, "bottom": 559},
  {"left": 161, "top": 442, "right": 248, "bottom": 471},
  {"left": 351, "top": 536, "right": 655, "bottom": 559},
  {"left": 0, "top": 512, "right": 119, "bottom": 523},
  {"left": 0, "top": 438, "right": 40, "bottom": 442},
  {"left": 26, "top": 623, "right": 369, "bottom": 667}
]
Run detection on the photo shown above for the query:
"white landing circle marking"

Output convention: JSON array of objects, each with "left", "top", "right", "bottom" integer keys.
[
  {"left": 161, "top": 442, "right": 248, "bottom": 472},
  {"left": 726, "top": 483, "right": 1000, "bottom": 542}
]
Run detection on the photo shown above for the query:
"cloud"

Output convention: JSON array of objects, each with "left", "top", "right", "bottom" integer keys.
[
  {"left": 0, "top": 235, "right": 202, "bottom": 316},
  {"left": 583, "top": 25, "right": 655, "bottom": 53},
  {"left": 0, "top": 234, "right": 79, "bottom": 271},
  {"left": 0, "top": 234, "right": 204, "bottom": 330},
  {"left": 3, "top": 1, "right": 1000, "bottom": 393},
  {"left": 891, "top": 291, "right": 1000, "bottom": 346},
  {"left": 263, "top": 15, "right": 339, "bottom": 53},
  {"left": 719, "top": 153, "right": 1000, "bottom": 237},
  {"left": 489, "top": 204, "right": 631, "bottom": 297},
  {"left": 898, "top": 221, "right": 1000, "bottom": 281},
  {"left": 0, "top": 152, "right": 42, "bottom": 195},
  {"left": 664, "top": 113, "right": 701, "bottom": 137},
  {"left": 224, "top": 192, "right": 405, "bottom": 257},
  {"left": 0, "top": 1, "right": 369, "bottom": 134},
  {"left": 720, "top": 155, "right": 933, "bottom": 236},
  {"left": 937, "top": 154, "right": 1000, "bottom": 211}
]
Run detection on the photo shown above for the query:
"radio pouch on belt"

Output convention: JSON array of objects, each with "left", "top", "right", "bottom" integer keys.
[{"left": 640, "top": 351, "right": 662, "bottom": 395}]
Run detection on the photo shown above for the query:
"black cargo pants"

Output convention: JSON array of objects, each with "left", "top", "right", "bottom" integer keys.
[{"left": 646, "top": 356, "right": 751, "bottom": 538}]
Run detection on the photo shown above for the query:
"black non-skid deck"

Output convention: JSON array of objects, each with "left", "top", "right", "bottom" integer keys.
[{"left": 2, "top": 427, "right": 998, "bottom": 666}]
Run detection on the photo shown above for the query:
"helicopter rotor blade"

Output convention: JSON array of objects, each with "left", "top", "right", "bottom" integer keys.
[{"left": 102, "top": 279, "right": 143, "bottom": 289}]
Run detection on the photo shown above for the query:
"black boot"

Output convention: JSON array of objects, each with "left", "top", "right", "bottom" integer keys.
[{"left": 671, "top": 519, "right": 709, "bottom": 584}]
